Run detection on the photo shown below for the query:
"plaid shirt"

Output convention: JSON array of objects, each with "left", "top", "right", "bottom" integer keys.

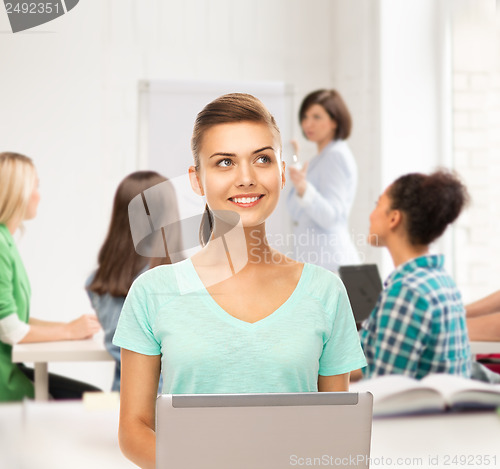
[{"left": 360, "top": 255, "right": 471, "bottom": 380}]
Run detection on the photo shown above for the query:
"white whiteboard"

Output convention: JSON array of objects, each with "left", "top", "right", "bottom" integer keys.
[{"left": 137, "top": 80, "right": 295, "bottom": 255}]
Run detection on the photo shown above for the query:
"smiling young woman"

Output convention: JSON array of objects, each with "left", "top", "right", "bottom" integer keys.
[{"left": 112, "top": 94, "right": 366, "bottom": 469}]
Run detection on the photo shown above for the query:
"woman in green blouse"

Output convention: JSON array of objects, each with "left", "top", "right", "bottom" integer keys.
[{"left": 0, "top": 152, "right": 101, "bottom": 401}]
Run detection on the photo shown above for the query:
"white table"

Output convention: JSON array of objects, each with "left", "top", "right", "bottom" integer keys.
[
  {"left": 470, "top": 341, "right": 500, "bottom": 356},
  {"left": 0, "top": 401, "right": 498, "bottom": 469},
  {"left": 371, "top": 411, "right": 500, "bottom": 468},
  {"left": 12, "top": 337, "right": 113, "bottom": 401},
  {"left": 0, "top": 400, "right": 136, "bottom": 469}
]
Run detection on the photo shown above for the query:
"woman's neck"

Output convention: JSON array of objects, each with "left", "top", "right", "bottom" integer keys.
[
  {"left": 192, "top": 222, "right": 276, "bottom": 288},
  {"left": 316, "top": 139, "right": 332, "bottom": 154},
  {"left": 387, "top": 239, "right": 429, "bottom": 268},
  {"left": 206, "top": 222, "right": 275, "bottom": 266},
  {"left": 6, "top": 218, "right": 20, "bottom": 235},
  {"left": 244, "top": 225, "right": 274, "bottom": 264}
]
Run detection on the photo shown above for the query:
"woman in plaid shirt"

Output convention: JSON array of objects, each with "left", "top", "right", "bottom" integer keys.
[{"left": 359, "top": 169, "right": 472, "bottom": 380}]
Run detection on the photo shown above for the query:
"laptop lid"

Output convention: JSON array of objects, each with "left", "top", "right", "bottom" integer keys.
[
  {"left": 156, "top": 392, "right": 373, "bottom": 469},
  {"left": 338, "top": 264, "right": 383, "bottom": 323}
]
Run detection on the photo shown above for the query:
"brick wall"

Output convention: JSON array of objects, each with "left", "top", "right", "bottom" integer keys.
[{"left": 453, "top": 2, "right": 500, "bottom": 302}]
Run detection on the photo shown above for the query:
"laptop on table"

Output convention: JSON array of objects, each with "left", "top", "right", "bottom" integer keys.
[{"left": 156, "top": 392, "right": 373, "bottom": 469}]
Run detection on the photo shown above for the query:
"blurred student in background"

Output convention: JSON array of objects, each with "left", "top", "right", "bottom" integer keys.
[
  {"left": 0, "top": 151, "right": 101, "bottom": 401},
  {"left": 86, "top": 171, "right": 176, "bottom": 392},
  {"left": 466, "top": 291, "right": 500, "bottom": 375},
  {"left": 357, "top": 169, "right": 471, "bottom": 380},
  {"left": 466, "top": 290, "right": 500, "bottom": 342},
  {"left": 287, "top": 89, "right": 360, "bottom": 272}
]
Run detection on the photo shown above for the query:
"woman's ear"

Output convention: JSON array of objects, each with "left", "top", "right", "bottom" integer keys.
[
  {"left": 189, "top": 166, "right": 204, "bottom": 196},
  {"left": 389, "top": 210, "right": 402, "bottom": 229},
  {"left": 281, "top": 161, "right": 286, "bottom": 189}
]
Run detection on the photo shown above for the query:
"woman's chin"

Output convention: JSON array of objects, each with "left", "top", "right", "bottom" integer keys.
[{"left": 367, "top": 233, "right": 384, "bottom": 247}]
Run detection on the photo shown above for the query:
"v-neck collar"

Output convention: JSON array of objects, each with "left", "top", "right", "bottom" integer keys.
[{"left": 183, "top": 258, "right": 309, "bottom": 330}]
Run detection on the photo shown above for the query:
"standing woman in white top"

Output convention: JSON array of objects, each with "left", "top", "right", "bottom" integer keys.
[{"left": 287, "top": 89, "right": 360, "bottom": 272}]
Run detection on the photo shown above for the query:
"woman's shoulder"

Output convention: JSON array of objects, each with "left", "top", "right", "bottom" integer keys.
[
  {"left": 0, "top": 227, "right": 16, "bottom": 267},
  {"left": 0, "top": 225, "right": 13, "bottom": 250},
  {"left": 316, "top": 140, "right": 356, "bottom": 173},
  {"left": 389, "top": 257, "right": 449, "bottom": 294},
  {"left": 329, "top": 139, "right": 355, "bottom": 159},
  {"left": 295, "top": 264, "right": 353, "bottom": 318},
  {"left": 131, "top": 259, "right": 188, "bottom": 294},
  {"left": 381, "top": 271, "right": 436, "bottom": 313},
  {"left": 321, "top": 139, "right": 350, "bottom": 156},
  {"left": 301, "top": 263, "right": 346, "bottom": 295}
]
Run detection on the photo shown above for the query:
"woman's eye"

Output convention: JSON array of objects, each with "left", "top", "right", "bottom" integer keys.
[
  {"left": 256, "top": 155, "right": 271, "bottom": 164},
  {"left": 216, "top": 158, "right": 233, "bottom": 167}
]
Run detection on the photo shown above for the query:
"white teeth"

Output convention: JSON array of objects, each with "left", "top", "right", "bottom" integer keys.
[{"left": 232, "top": 196, "right": 260, "bottom": 204}]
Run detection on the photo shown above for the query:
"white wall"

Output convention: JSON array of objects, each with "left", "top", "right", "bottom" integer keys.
[
  {"left": 452, "top": 0, "right": 500, "bottom": 302},
  {"left": 330, "top": 0, "right": 381, "bottom": 266},
  {"left": 380, "top": 0, "right": 455, "bottom": 278},
  {"left": 332, "top": 0, "right": 453, "bottom": 278}
]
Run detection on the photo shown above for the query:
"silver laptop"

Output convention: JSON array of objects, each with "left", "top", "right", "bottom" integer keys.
[
  {"left": 339, "top": 264, "right": 383, "bottom": 324},
  {"left": 156, "top": 392, "right": 373, "bottom": 469}
]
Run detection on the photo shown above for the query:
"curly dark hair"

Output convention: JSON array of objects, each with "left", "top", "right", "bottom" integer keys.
[{"left": 388, "top": 169, "right": 469, "bottom": 246}]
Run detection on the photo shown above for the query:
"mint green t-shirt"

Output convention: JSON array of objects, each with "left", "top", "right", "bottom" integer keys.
[{"left": 113, "top": 259, "right": 366, "bottom": 394}]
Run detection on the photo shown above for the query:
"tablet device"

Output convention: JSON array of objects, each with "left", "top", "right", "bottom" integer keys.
[
  {"left": 156, "top": 392, "right": 373, "bottom": 469},
  {"left": 339, "top": 264, "right": 383, "bottom": 323}
]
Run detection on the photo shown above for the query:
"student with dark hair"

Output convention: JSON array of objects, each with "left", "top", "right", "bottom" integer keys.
[
  {"left": 287, "top": 89, "right": 360, "bottom": 271},
  {"left": 0, "top": 152, "right": 101, "bottom": 401},
  {"left": 113, "top": 93, "right": 366, "bottom": 469},
  {"left": 86, "top": 171, "right": 175, "bottom": 391},
  {"left": 358, "top": 169, "right": 472, "bottom": 380}
]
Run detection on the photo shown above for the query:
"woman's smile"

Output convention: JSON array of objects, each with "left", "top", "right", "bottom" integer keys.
[{"left": 228, "top": 193, "right": 265, "bottom": 207}]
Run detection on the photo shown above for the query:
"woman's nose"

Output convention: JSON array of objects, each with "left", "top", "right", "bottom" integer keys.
[{"left": 236, "top": 161, "right": 256, "bottom": 187}]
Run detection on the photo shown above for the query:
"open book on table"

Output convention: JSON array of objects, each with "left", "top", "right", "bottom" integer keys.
[{"left": 350, "top": 373, "right": 500, "bottom": 417}]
